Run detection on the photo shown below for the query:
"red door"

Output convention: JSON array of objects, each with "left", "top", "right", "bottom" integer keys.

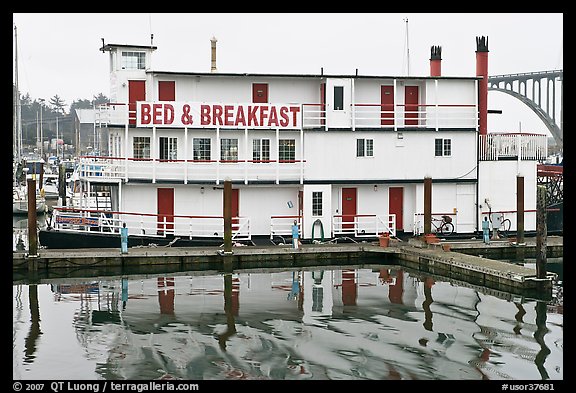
[
  {"left": 157, "top": 188, "right": 174, "bottom": 235},
  {"left": 389, "top": 187, "right": 403, "bottom": 231},
  {"left": 231, "top": 188, "right": 239, "bottom": 230},
  {"left": 381, "top": 85, "right": 394, "bottom": 126},
  {"left": 405, "top": 86, "right": 419, "bottom": 126},
  {"left": 342, "top": 188, "right": 357, "bottom": 230},
  {"left": 252, "top": 83, "right": 268, "bottom": 103},
  {"left": 129, "top": 80, "right": 146, "bottom": 125}
]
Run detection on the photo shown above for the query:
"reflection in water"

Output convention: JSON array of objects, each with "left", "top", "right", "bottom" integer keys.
[
  {"left": 534, "top": 301, "right": 551, "bottom": 380},
  {"left": 23, "top": 285, "right": 42, "bottom": 364},
  {"left": 13, "top": 267, "right": 563, "bottom": 380},
  {"left": 13, "top": 213, "right": 49, "bottom": 252},
  {"left": 514, "top": 303, "right": 526, "bottom": 335},
  {"left": 422, "top": 277, "right": 434, "bottom": 332},
  {"left": 158, "top": 277, "right": 175, "bottom": 315},
  {"left": 217, "top": 274, "right": 237, "bottom": 351}
]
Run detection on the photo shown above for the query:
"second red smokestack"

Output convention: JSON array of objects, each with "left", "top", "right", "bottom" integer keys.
[
  {"left": 476, "top": 36, "right": 489, "bottom": 135},
  {"left": 430, "top": 45, "right": 442, "bottom": 77}
]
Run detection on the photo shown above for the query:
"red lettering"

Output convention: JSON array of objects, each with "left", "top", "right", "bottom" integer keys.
[
  {"left": 140, "top": 104, "right": 152, "bottom": 125},
  {"left": 213, "top": 105, "right": 223, "bottom": 126},
  {"left": 236, "top": 106, "right": 246, "bottom": 126},
  {"left": 289, "top": 106, "right": 301, "bottom": 127},
  {"left": 279, "top": 107, "right": 289, "bottom": 127},
  {"left": 248, "top": 106, "right": 259, "bottom": 127},
  {"left": 200, "top": 105, "right": 211, "bottom": 125},
  {"left": 164, "top": 104, "right": 174, "bottom": 124},
  {"left": 153, "top": 104, "right": 163, "bottom": 124},
  {"left": 268, "top": 106, "right": 279, "bottom": 127},
  {"left": 224, "top": 105, "right": 234, "bottom": 126},
  {"left": 259, "top": 105, "right": 269, "bottom": 127}
]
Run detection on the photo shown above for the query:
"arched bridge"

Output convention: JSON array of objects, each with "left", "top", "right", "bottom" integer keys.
[{"left": 488, "top": 70, "right": 563, "bottom": 147}]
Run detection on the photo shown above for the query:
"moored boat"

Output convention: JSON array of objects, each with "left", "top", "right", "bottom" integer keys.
[
  {"left": 38, "top": 36, "right": 547, "bottom": 249},
  {"left": 13, "top": 184, "right": 47, "bottom": 215}
]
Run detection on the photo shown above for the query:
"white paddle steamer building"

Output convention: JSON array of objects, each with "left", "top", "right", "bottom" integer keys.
[{"left": 45, "top": 36, "right": 547, "bottom": 246}]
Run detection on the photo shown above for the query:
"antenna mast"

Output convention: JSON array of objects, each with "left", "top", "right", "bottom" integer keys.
[{"left": 404, "top": 18, "right": 410, "bottom": 76}]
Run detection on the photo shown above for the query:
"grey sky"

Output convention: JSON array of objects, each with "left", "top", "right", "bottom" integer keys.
[{"left": 13, "top": 13, "right": 563, "bottom": 136}]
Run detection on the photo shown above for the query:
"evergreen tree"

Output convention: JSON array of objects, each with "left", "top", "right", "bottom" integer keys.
[{"left": 49, "top": 94, "right": 67, "bottom": 115}]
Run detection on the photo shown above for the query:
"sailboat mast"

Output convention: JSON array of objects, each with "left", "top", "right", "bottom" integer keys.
[{"left": 14, "top": 24, "right": 22, "bottom": 163}]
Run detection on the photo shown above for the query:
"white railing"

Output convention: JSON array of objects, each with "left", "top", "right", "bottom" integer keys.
[
  {"left": 52, "top": 207, "right": 251, "bottom": 240},
  {"left": 351, "top": 104, "right": 477, "bottom": 130},
  {"left": 76, "top": 156, "right": 304, "bottom": 184},
  {"left": 270, "top": 215, "right": 301, "bottom": 240},
  {"left": 109, "top": 101, "right": 477, "bottom": 131},
  {"left": 479, "top": 133, "right": 547, "bottom": 161},
  {"left": 332, "top": 214, "right": 396, "bottom": 237}
]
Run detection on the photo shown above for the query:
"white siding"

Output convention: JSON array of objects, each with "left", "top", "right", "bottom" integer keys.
[{"left": 304, "top": 130, "right": 477, "bottom": 181}]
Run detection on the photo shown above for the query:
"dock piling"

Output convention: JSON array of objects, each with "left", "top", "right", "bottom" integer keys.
[
  {"left": 223, "top": 179, "right": 232, "bottom": 254},
  {"left": 536, "top": 185, "right": 547, "bottom": 280},
  {"left": 517, "top": 175, "right": 525, "bottom": 244},
  {"left": 58, "top": 162, "right": 67, "bottom": 206},
  {"left": 27, "top": 178, "right": 38, "bottom": 259},
  {"left": 424, "top": 177, "right": 432, "bottom": 235}
]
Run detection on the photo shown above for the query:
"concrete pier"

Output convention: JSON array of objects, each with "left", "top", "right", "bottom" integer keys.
[{"left": 13, "top": 236, "right": 561, "bottom": 298}]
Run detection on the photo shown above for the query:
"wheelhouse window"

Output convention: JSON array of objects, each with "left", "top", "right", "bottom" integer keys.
[
  {"left": 221, "top": 139, "right": 239, "bottom": 162},
  {"left": 133, "top": 136, "right": 150, "bottom": 159},
  {"left": 356, "top": 139, "right": 374, "bottom": 157},
  {"left": 334, "top": 86, "right": 344, "bottom": 110},
  {"left": 193, "top": 138, "right": 211, "bottom": 161},
  {"left": 253, "top": 139, "right": 270, "bottom": 162},
  {"left": 312, "top": 192, "right": 323, "bottom": 216},
  {"left": 159, "top": 137, "right": 178, "bottom": 160},
  {"left": 435, "top": 138, "right": 452, "bottom": 157},
  {"left": 121, "top": 51, "right": 146, "bottom": 70},
  {"left": 279, "top": 139, "right": 296, "bottom": 162}
]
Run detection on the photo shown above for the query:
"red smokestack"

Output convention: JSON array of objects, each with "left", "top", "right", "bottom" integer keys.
[
  {"left": 476, "top": 36, "right": 489, "bottom": 135},
  {"left": 430, "top": 45, "right": 442, "bottom": 77}
]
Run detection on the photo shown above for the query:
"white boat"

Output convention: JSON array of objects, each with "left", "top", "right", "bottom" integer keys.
[
  {"left": 39, "top": 36, "right": 547, "bottom": 249},
  {"left": 42, "top": 173, "right": 60, "bottom": 200},
  {"left": 13, "top": 183, "right": 46, "bottom": 215}
]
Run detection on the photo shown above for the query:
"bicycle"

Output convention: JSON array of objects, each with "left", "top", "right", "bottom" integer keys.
[{"left": 431, "top": 215, "right": 455, "bottom": 236}]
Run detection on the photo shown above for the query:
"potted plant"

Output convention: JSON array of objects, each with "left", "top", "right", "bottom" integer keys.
[{"left": 379, "top": 232, "right": 390, "bottom": 247}]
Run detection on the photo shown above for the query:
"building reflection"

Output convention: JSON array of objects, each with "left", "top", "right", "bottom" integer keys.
[{"left": 12, "top": 266, "right": 560, "bottom": 380}]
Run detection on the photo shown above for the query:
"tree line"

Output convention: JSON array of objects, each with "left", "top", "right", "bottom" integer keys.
[{"left": 13, "top": 84, "right": 110, "bottom": 150}]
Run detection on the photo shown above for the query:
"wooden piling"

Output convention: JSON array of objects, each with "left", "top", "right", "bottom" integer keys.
[
  {"left": 223, "top": 179, "right": 232, "bottom": 253},
  {"left": 27, "top": 178, "right": 38, "bottom": 258},
  {"left": 517, "top": 175, "right": 525, "bottom": 244},
  {"left": 59, "top": 162, "right": 67, "bottom": 206},
  {"left": 424, "top": 177, "right": 432, "bottom": 235},
  {"left": 536, "top": 185, "right": 547, "bottom": 280}
]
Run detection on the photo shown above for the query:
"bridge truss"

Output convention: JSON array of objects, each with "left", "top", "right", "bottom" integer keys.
[{"left": 488, "top": 70, "right": 563, "bottom": 147}]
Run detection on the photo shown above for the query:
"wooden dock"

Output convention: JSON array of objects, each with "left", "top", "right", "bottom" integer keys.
[{"left": 13, "top": 236, "right": 561, "bottom": 298}]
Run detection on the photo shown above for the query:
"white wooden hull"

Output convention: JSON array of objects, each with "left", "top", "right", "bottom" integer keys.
[{"left": 13, "top": 186, "right": 47, "bottom": 215}]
